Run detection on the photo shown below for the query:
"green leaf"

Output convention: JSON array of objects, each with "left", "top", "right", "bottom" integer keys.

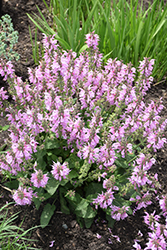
[
  {"left": 115, "top": 157, "right": 129, "bottom": 169},
  {"left": 78, "top": 44, "right": 88, "bottom": 54},
  {"left": 33, "top": 197, "right": 41, "bottom": 210},
  {"left": 60, "top": 188, "right": 70, "bottom": 215},
  {"left": 84, "top": 182, "right": 103, "bottom": 198},
  {"left": 84, "top": 205, "right": 97, "bottom": 219},
  {"left": 40, "top": 203, "right": 56, "bottom": 228},
  {"left": 127, "top": 207, "right": 133, "bottom": 215},
  {"left": 84, "top": 218, "right": 94, "bottom": 229},
  {"left": 65, "top": 154, "right": 81, "bottom": 169},
  {"left": 75, "top": 199, "right": 89, "bottom": 212},
  {"left": 106, "top": 214, "right": 115, "bottom": 228},
  {"left": 45, "top": 177, "right": 60, "bottom": 195},
  {"left": 4, "top": 180, "right": 19, "bottom": 190},
  {"left": 0, "top": 143, "right": 7, "bottom": 152},
  {"left": 68, "top": 169, "right": 79, "bottom": 179},
  {"left": 59, "top": 178, "right": 69, "bottom": 186},
  {"left": 86, "top": 193, "right": 98, "bottom": 201},
  {"left": 2, "top": 125, "right": 10, "bottom": 131},
  {"left": 75, "top": 199, "right": 97, "bottom": 219},
  {"left": 36, "top": 148, "right": 47, "bottom": 170},
  {"left": 76, "top": 215, "right": 84, "bottom": 228},
  {"left": 112, "top": 194, "right": 131, "bottom": 208},
  {"left": 66, "top": 192, "right": 82, "bottom": 211},
  {"left": 51, "top": 154, "right": 58, "bottom": 162},
  {"left": 47, "top": 152, "right": 52, "bottom": 156},
  {"left": 45, "top": 140, "right": 60, "bottom": 149}
]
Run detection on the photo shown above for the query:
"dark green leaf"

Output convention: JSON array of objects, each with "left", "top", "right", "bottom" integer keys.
[
  {"left": 106, "top": 214, "right": 115, "bottom": 228},
  {"left": 4, "top": 180, "right": 19, "bottom": 190},
  {"left": 36, "top": 148, "right": 47, "bottom": 170},
  {"left": 33, "top": 197, "right": 41, "bottom": 210},
  {"left": 84, "top": 218, "right": 94, "bottom": 228},
  {"left": 115, "top": 158, "right": 129, "bottom": 169},
  {"left": 84, "top": 182, "right": 103, "bottom": 198},
  {"left": 65, "top": 154, "right": 81, "bottom": 169},
  {"left": 51, "top": 154, "right": 58, "bottom": 162},
  {"left": 75, "top": 200, "right": 97, "bottom": 219},
  {"left": 68, "top": 169, "right": 78, "bottom": 179},
  {"left": 60, "top": 188, "right": 70, "bottom": 214},
  {"left": 40, "top": 203, "right": 56, "bottom": 228},
  {"left": 75, "top": 199, "right": 89, "bottom": 212},
  {"left": 60, "top": 178, "right": 69, "bottom": 186},
  {"left": 45, "top": 177, "right": 60, "bottom": 195}
]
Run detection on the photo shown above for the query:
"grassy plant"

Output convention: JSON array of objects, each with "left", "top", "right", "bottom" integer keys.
[
  {"left": 28, "top": 0, "right": 167, "bottom": 80},
  {"left": 0, "top": 202, "right": 40, "bottom": 250},
  {"left": 28, "top": 0, "right": 101, "bottom": 54}
]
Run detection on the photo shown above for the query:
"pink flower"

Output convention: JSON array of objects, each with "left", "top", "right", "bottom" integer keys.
[
  {"left": 111, "top": 205, "right": 129, "bottom": 221},
  {"left": 31, "top": 169, "right": 49, "bottom": 188},
  {"left": 133, "top": 241, "right": 142, "bottom": 250},
  {"left": 0, "top": 87, "right": 8, "bottom": 100},
  {"left": 159, "top": 195, "right": 167, "bottom": 216},
  {"left": 51, "top": 161, "right": 70, "bottom": 181},
  {"left": 145, "top": 232, "right": 166, "bottom": 250},
  {"left": 96, "top": 233, "right": 101, "bottom": 239},
  {"left": 93, "top": 190, "right": 115, "bottom": 209},
  {"left": 13, "top": 186, "right": 33, "bottom": 205},
  {"left": 85, "top": 31, "right": 99, "bottom": 50},
  {"left": 49, "top": 240, "right": 55, "bottom": 247},
  {"left": 144, "top": 211, "right": 160, "bottom": 230}
]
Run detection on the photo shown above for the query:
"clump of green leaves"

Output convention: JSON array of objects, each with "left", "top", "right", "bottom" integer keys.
[{"left": 0, "top": 14, "right": 19, "bottom": 61}]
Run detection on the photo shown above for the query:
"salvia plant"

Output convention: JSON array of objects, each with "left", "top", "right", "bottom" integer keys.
[
  {"left": 0, "top": 14, "right": 19, "bottom": 62},
  {"left": 0, "top": 32, "right": 166, "bottom": 241}
]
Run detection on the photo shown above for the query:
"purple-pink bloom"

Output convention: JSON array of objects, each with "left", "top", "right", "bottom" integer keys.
[
  {"left": 13, "top": 186, "right": 33, "bottom": 205},
  {"left": 85, "top": 31, "right": 99, "bottom": 50},
  {"left": 93, "top": 190, "right": 115, "bottom": 209},
  {"left": 96, "top": 233, "right": 101, "bottom": 239},
  {"left": 49, "top": 240, "right": 55, "bottom": 247},
  {"left": 31, "top": 169, "right": 49, "bottom": 188},
  {"left": 143, "top": 211, "right": 160, "bottom": 230},
  {"left": 108, "top": 238, "right": 112, "bottom": 244},
  {"left": 51, "top": 161, "right": 70, "bottom": 181},
  {"left": 145, "top": 232, "right": 166, "bottom": 250},
  {"left": 133, "top": 241, "right": 142, "bottom": 250},
  {"left": 111, "top": 205, "right": 129, "bottom": 221},
  {"left": 159, "top": 195, "right": 167, "bottom": 216}
]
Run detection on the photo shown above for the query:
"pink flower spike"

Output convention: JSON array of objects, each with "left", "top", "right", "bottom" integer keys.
[
  {"left": 159, "top": 195, "right": 167, "bottom": 216},
  {"left": 13, "top": 186, "right": 33, "bottom": 205},
  {"left": 51, "top": 161, "right": 70, "bottom": 181},
  {"left": 31, "top": 169, "right": 49, "bottom": 188},
  {"left": 85, "top": 31, "right": 99, "bottom": 50}
]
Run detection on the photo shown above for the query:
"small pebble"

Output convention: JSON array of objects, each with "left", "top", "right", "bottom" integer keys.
[{"left": 62, "top": 223, "right": 68, "bottom": 230}]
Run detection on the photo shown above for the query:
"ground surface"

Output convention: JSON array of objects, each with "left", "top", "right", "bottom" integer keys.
[{"left": 0, "top": 0, "right": 167, "bottom": 249}]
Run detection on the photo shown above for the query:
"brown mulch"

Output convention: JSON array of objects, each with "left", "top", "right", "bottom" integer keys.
[{"left": 0, "top": 0, "right": 167, "bottom": 249}]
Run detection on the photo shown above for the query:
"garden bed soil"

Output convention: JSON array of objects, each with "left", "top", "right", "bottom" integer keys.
[{"left": 0, "top": 0, "right": 167, "bottom": 249}]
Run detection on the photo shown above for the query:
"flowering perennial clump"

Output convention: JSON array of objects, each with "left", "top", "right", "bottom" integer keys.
[{"left": 0, "top": 32, "right": 166, "bottom": 246}]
